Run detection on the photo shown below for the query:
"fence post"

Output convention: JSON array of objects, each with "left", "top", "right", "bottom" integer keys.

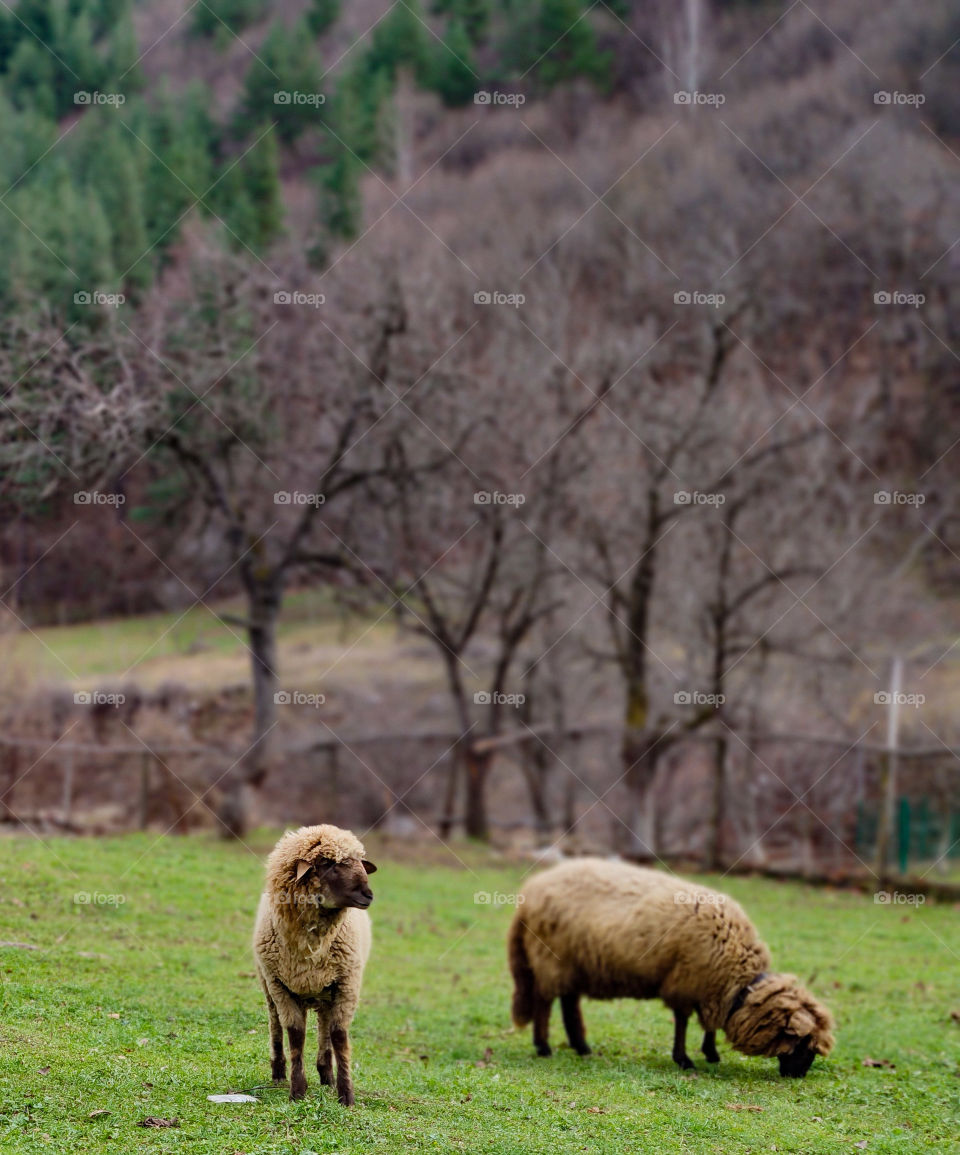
[
  {"left": 327, "top": 745, "right": 340, "bottom": 826},
  {"left": 874, "top": 656, "right": 902, "bottom": 878},
  {"left": 61, "top": 745, "right": 75, "bottom": 825},
  {"left": 897, "top": 797, "right": 910, "bottom": 875},
  {"left": 138, "top": 751, "right": 151, "bottom": 830}
]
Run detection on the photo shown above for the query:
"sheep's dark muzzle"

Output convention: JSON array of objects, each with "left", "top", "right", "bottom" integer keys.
[{"left": 778, "top": 1042, "right": 816, "bottom": 1077}]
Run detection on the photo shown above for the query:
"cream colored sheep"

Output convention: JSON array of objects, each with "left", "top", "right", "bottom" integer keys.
[
  {"left": 508, "top": 858, "right": 834, "bottom": 1077},
  {"left": 253, "top": 824, "right": 377, "bottom": 1103}
]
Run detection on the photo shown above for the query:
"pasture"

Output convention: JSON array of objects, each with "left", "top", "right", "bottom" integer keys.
[{"left": 0, "top": 834, "right": 957, "bottom": 1153}]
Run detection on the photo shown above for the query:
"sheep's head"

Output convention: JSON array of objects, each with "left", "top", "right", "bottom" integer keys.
[
  {"left": 725, "top": 973, "right": 834, "bottom": 1077},
  {"left": 267, "top": 824, "right": 378, "bottom": 912},
  {"left": 293, "top": 853, "right": 376, "bottom": 910}
]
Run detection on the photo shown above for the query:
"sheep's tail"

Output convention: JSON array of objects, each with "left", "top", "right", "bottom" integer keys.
[{"left": 508, "top": 912, "right": 534, "bottom": 1027}]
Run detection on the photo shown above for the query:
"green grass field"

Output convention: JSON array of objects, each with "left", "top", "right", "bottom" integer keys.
[{"left": 1, "top": 834, "right": 958, "bottom": 1154}]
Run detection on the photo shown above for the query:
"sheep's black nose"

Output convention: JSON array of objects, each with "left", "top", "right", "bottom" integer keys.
[{"left": 778, "top": 1045, "right": 815, "bottom": 1077}]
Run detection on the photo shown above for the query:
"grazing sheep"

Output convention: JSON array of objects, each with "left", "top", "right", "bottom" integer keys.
[
  {"left": 508, "top": 858, "right": 834, "bottom": 1077},
  {"left": 253, "top": 824, "right": 377, "bottom": 1103}
]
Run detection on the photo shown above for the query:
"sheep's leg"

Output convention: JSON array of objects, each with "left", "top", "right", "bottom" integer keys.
[
  {"left": 560, "top": 994, "right": 591, "bottom": 1056},
  {"left": 287, "top": 1012, "right": 308, "bottom": 1100},
  {"left": 315, "top": 1005, "right": 335, "bottom": 1087},
  {"left": 701, "top": 1030, "right": 720, "bottom": 1064},
  {"left": 266, "top": 989, "right": 286, "bottom": 1081},
  {"left": 330, "top": 1024, "right": 354, "bottom": 1106},
  {"left": 671, "top": 1009, "right": 695, "bottom": 1070},
  {"left": 262, "top": 978, "right": 308, "bottom": 1099},
  {"left": 532, "top": 991, "right": 553, "bottom": 1057}
]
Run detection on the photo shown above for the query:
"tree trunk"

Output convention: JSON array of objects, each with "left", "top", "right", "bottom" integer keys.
[
  {"left": 705, "top": 734, "right": 728, "bottom": 870},
  {"left": 218, "top": 575, "right": 282, "bottom": 838},
  {"left": 438, "top": 741, "right": 462, "bottom": 840},
  {"left": 620, "top": 717, "right": 660, "bottom": 860},
  {"left": 463, "top": 746, "right": 492, "bottom": 840}
]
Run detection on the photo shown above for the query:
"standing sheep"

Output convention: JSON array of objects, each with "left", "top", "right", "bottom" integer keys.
[
  {"left": 508, "top": 858, "right": 834, "bottom": 1077},
  {"left": 253, "top": 824, "right": 377, "bottom": 1103}
]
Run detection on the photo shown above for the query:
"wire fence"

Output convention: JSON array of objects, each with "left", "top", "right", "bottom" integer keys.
[{"left": 1, "top": 725, "right": 959, "bottom": 887}]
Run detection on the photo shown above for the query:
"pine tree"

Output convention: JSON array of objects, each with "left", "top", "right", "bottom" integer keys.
[
  {"left": 431, "top": 0, "right": 491, "bottom": 45},
  {"left": 306, "top": 0, "right": 340, "bottom": 37},
  {"left": 367, "top": 0, "right": 432, "bottom": 84},
  {"left": 431, "top": 19, "right": 479, "bottom": 106},
  {"left": 6, "top": 39, "right": 57, "bottom": 120},
  {"left": 235, "top": 20, "right": 323, "bottom": 144},
  {"left": 535, "top": 0, "right": 610, "bottom": 89},
  {"left": 319, "top": 146, "right": 361, "bottom": 239}
]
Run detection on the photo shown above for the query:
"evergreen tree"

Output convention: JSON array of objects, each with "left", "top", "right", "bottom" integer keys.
[
  {"left": 366, "top": 0, "right": 432, "bottom": 84},
  {"left": 306, "top": 0, "right": 341, "bottom": 37},
  {"left": 235, "top": 20, "right": 323, "bottom": 144},
  {"left": 192, "top": 0, "right": 270, "bottom": 41},
  {"left": 431, "top": 0, "right": 492, "bottom": 45},
  {"left": 431, "top": 19, "right": 479, "bottom": 106},
  {"left": 534, "top": 0, "right": 610, "bottom": 89},
  {"left": 319, "top": 146, "right": 361, "bottom": 239},
  {"left": 6, "top": 39, "right": 57, "bottom": 120}
]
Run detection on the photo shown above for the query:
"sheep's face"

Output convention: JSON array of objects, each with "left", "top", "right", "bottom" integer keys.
[
  {"left": 725, "top": 974, "right": 834, "bottom": 1077},
  {"left": 294, "top": 855, "right": 377, "bottom": 911}
]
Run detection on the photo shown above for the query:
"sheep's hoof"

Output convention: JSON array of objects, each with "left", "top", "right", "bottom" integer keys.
[
  {"left": 271, "top": 1063, "right": 286, "bottom": 1082},
  {"left": 674, "top": 1055, "right": 696, "bottom": 1071},
  {"left": 574, "top": 1043, "right": 592, "bottom": 1056},
  {"left": 290, "top": 1077, "right": 307, "bottom": 1101},
  {"left": 338, "top": 1089, "right": 355, "bottom": 1107},
  {"left": 535, "top": 1043, "right": 552, "bottom": 1057}
]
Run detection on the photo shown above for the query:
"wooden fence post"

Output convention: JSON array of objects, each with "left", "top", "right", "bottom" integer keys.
[
  {"left": 138, "top": 751, "right": 151, "bottom": 830},
  {"left": 61, "top": 745, "right": 75, "bottom": 825}
]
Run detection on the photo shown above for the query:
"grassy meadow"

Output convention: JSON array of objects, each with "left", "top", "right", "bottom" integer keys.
[{"left": 0, "top": 833, "right": 958, "bottom": 1153}]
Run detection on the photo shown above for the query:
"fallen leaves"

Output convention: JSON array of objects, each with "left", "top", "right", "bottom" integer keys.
[
  {"left": 137, "top": 1116, "right": 179, "bottom": 1128},
  {"left": 862, "top": 1057, "right": 895, "bottom": 1070},
  {"left": 88, "top": 1109, "right": 110, "bottom": 1119},
  {"left": 726, "top": 1103, "right": 764, "bottom": 1112}
]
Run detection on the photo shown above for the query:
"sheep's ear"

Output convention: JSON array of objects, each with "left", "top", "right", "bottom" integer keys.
[
  {"left": 295, "top": 859, "right": 314, "bottom": 882},
  {"left": 361, "top": 859, "right": 378, "bottom": 875}
]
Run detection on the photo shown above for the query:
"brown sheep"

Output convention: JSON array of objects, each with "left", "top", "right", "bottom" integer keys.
[
  {"left": 253, "top": 824, "right": 377, "bottom": 1103},
  {"left": 508, "top": 858, "right": 834, "bottom": 1077}
]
